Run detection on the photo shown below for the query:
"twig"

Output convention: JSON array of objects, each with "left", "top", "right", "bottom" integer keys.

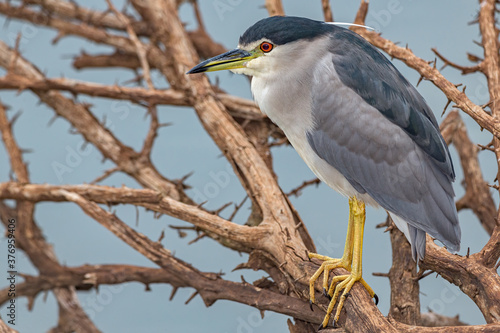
[
  {"left": 89, "top": 167, "right": 119, "bottom": 184},
  {"left": 432, "top": 48, "right": 482, "bottom": 74},
  {"left": 321, "top": 0, "right": 333, "bottom": 22},
  {"left": 0, "top": 41, "right": 186, "bottom": 201},
  {"left": 440, "top": 110, "right": 497, "bottom": 235},
  {"left": 477, "top": 0, "right": 500, "bottom": 186},
  {"left": 140, "top": 106, "right": 159, "bottom": 158},
  {"left": 228, "top": 195, "right": 248, "bottom": 221},
  {"left": 287, "top": 178, "right": 321, "bottom": 197},
  {"left": 0, "top": 104, "right": 99, "bottom": 331},
  {"left": 106, "top": 0, "right": 154, "bottom": 89},
  {"left": 265, "top": 0, "right": 285, "bottom": 16},
  {"left": 0, "top": 182, "right": 268, "bottom": 250},
  {"left": 23, "top": 0, "right": 152, "bottom": 35}
]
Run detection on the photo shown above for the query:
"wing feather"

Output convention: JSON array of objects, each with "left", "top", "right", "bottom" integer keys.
[{"left": 306, "top": 36, "right": 460, "bottom": 258}]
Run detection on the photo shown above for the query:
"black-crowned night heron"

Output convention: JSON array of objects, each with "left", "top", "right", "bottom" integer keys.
[{"left": 188, "top": 16, "right": 461, "bottom": 327}]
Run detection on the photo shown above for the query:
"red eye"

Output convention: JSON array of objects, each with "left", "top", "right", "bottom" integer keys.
[{"left": 260, "top": 42, "right": 274, "bottom": 53}]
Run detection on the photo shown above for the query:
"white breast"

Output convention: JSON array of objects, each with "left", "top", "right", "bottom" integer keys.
[{"left": 250, "top": 55, "right": 379, "bottom": 207}]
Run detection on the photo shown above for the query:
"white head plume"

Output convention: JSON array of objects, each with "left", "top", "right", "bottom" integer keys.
[{"left": 325, "top": 22, "right": 375, "bottom": 31}]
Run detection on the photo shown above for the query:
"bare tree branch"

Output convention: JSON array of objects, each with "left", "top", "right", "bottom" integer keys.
[
  {"left": 0, "top": 104, "right": 100, "bottom": 332},
  {"left": 321, "top": 0, "right": 333, "bottom": 22},
  {"left": 265, "top": 0, "right": 285, "bottom": 16},
  {"left": 23, "top": 0, "right": 152, "bottom": 35},
  {"left": 440, "top": 110, "right": 497, "bottom": 234},
  {"left": 0, "top": 75, "right": 265, "bottom": 121}
]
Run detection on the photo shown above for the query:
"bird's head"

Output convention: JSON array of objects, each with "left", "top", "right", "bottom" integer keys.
[{"left": 187, "top": 16, "right": 340, "bottom": 78}]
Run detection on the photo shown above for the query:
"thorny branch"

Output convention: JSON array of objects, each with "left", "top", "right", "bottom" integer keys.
[{"left": 0, "top": 0, "right": 499, "bottom": 332}]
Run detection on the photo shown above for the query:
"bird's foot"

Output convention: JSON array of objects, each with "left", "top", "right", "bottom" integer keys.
[
  {"left": 308, "top": 253, "right": 359, "bottom": 328},
  {"left": 308, "top": 253, "right": 352, "bottom": 305},
  {"left": 320, "top": 272, "right": 375, "bottom": 328}
]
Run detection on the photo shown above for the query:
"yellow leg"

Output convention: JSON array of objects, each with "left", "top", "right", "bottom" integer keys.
[
  {"left": 308, "top": 196, "right": 376, "bottom": 328},
  {"left": 308, "top": 198, "right": 355, "bottom": 304}
]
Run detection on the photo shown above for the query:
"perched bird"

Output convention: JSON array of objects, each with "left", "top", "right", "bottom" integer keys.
[{"left": 188, "top": 16, "right": 460, "bottom": 327}]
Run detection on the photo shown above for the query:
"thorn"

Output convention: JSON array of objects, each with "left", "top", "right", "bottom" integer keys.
[
  {"left": 184, "top": 291, "right": 199, "bottom": 305},
  {"left": 466, "top": 247, "right": 470, "bottom": 258},
  {"left": 488, "top": 184, "right": 499, "bottom": 190},
  {"left": 196, "top": 200, "right": 207, "bottom": 209},
  {"left": 134, "top": 205, "right": 140, "bottom": 227},
  {"left": 228, "top": 195, "right": 248, "bottom": 221},
  {"left": 47, "top": 114, "right": 59, "bottom": 127},
  {"left": 375, "top": 220, "right": 390, "bottom": 229},
  {"left": 213, "top": 201, "right": 232, "bottom": 215},
  {"left": 374, "top": 293, "right": 379, "bottom": 305},
  {"left": 467, "top": 52, "right": 483, "bottom": 63},
  {"left": 158, "top": 122, "right": 172, "bottom": 128},
  {"left": 442, "top": 99, "right": 452, "bottom": 116},
  {"left": 169, "top": 286, "right": 178, "bottom": 301},
  {"left": 9, "top": 110, "right": 22, "bottom": 127},
  {"left": 416, "top": 75, "right": 424, "bottom": 87},
  {"left": 157, "top": 229, "right": 165, "bottom": 243},
  {"left": 294, "top": 221, "right": 303, "bottom": 230},
  {"left": 20, "top": 148, "right": 33, "bottom": 154},
  {"left": 188, "top": 232, "right": 206, "bottom": 245},
  {"left": 481, "top": 100, "right": 493, "bottom": 110}
]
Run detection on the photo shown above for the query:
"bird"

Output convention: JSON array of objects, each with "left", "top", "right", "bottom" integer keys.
[{"left": 187, "top": 16, "right": 461, "bottom": 328}]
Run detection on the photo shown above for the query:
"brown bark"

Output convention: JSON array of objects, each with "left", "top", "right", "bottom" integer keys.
[
  {"left": 440, "top": 111, "right": 497, "bottom": 234},
  {"left": 387, "top": 219, "right": 421, "bottom": 325}
]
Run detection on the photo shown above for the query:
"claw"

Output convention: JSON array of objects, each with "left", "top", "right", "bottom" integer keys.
[
  {"left": 374, "top": 293, "right": 379, "bottom": 305},
  {"left": 323, "top": 287, "right": 332, "bottom": 301},
  {"left": 309, "top": 299, "right": 314, "bottom": 311},
  {"left": 317, "top": 323, "right": 326, "bottom": 331}
]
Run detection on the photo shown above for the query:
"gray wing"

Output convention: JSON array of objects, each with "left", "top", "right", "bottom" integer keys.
[
  {"left": 329, "top": 27, "right": 455, "bottom": 181},
  {"left": 307, "top": 29, "right": 460, "bottom": 258}
]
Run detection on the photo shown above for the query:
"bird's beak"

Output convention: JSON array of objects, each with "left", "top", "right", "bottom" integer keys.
[{"left": 187, "top": 48, "right": 259, "bottom": 74}]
